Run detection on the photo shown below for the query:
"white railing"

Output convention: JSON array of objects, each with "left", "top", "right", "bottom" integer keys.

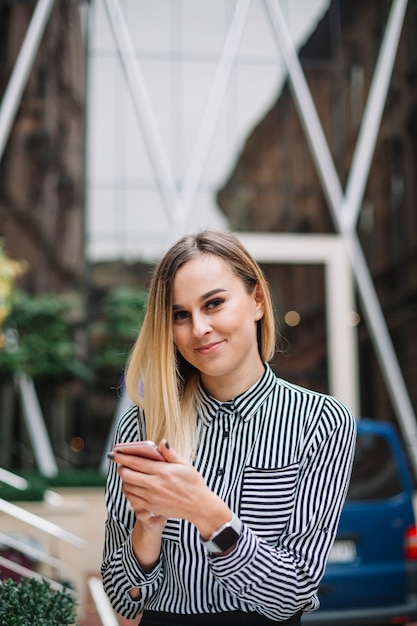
[
  {"left": 0, "top": 531, "right": 63, "bottom": 570},
  {"left": 0, "top": 498, "right": 87, "bottom": 549},
  {"left": 0, "top": 469, "right": 122, "bottom": 625},
  {"left": 0, "top": 468, "right": 87, "bottom": 612},
  {"left": 0, "top": 555, "right": 76, "bottom": 597},
  {"left": 88, "top": 577, "right": 120, "bottom": 626},
  {"left": 0, "top": 468, "right": 29, "bottom": 490}
]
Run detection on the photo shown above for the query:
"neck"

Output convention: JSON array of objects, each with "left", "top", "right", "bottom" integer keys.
[{"left": 201, "top": 359, "right": 265, "bottom": 402}]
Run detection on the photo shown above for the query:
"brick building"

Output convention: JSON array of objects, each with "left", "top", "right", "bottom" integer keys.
[{"left": 0, "top": 0, "right": 85, "bottom": 294}]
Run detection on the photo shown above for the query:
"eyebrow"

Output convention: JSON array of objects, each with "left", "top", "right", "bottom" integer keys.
[{"left": 172, "top": 288, "right": 227, "bottom": 311}]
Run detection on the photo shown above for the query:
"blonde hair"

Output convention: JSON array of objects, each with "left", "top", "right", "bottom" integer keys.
[{"left": 125, "top": 230, "right": 278, "bottom": 458}]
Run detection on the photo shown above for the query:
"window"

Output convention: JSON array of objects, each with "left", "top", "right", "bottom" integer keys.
[{"left": 347, "top": 432, "right": 403, "bottom": 501}]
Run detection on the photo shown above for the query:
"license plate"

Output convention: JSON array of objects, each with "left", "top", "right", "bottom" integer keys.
[{"left": 328, "top": 540, "right": 356, "bottom": 563}]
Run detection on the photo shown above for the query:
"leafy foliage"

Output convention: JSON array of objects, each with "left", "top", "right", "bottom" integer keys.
[
  {"left": 0, "top": 577, "right": 77, "bottom": 625},
  {"left": 0, "top": 290, "right": 90, "bottom": 381},
  {"left": 92, "top": 286, "right": 148, "bottom": 376}
]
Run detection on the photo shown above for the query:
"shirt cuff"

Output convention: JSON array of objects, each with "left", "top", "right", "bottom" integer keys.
[
  {"left": 122, "top": 531, "right": 162, "bottom": 589},
  {"left": 208, "top": 522, "right": 261, "bottom": 583}
]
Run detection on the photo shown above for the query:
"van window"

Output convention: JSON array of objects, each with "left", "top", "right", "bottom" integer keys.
[{"left": 346, "top": 433, "right": 403, "bottom": 501}]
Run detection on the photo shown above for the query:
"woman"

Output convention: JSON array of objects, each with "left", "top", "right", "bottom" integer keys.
[{"left": 102, "top": 230, "right": 356, "bottom": 625}]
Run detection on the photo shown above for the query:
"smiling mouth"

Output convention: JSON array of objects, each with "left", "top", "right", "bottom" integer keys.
[{"left": 196, "top": 341, "right": 223, "bottom": 354}]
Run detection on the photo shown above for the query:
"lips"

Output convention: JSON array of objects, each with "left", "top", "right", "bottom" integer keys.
[{"left": 195, "top": 341, "right": 223, "bottom": 355}]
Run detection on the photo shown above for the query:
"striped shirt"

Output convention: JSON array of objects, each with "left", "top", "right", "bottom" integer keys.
[{"left": 102, "top": 364, "right": 356, "bottom": 621}]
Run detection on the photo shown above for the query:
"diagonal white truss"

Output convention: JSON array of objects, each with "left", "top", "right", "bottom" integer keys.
[
  {"left": 0, "top": 0, "right": 55, "bottom": 161},
  {"left": 0, "top": 0, "right": 415, "bottom": 475},
  {"left": 102, "top": 0, "right": 252, "bottom": 244},
  {"left": 264, "top": 0, "right": 417, "bottom": 476}
]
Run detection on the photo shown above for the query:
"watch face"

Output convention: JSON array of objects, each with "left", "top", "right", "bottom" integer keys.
[{"left": 215, "top": 526, "right": 240, "bottom": 551}]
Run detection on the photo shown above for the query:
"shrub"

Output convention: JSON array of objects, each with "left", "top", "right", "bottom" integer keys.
[
  {"left": 0, "top": 290, "right": 90, "bottom": 382},
  {"left": 0, "top": 577, "right": 77, "bottom": 625}
]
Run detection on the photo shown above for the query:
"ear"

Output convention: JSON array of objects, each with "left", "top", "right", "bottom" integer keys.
[{"left": 253, "top": 283, "right": 265, "bottom": 321}]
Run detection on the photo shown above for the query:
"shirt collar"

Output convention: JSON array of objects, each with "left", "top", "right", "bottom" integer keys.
[{"left": 197, "top": 363, "right": 276, "bottom": 423}]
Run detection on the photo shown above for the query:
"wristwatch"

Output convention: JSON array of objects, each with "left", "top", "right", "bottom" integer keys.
[{"left": 201, "top": 513, "right": 242, "bottom": 554}]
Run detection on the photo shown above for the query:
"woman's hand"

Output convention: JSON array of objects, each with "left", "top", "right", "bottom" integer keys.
[
  {"left": 109, "top": 442, "right": 173, "bottom": 571},
  {"left": 111, "top": 440, "right": 233, "bottom": 541},
  {"left": 113, "top": 440, "right": 202, "bottom": 521}
]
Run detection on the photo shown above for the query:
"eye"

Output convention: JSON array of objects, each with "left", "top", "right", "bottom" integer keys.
[
  {"left": 173, "top": 310, "right": 190, "bottom": 322},
  {"left": 206, "top": 297, "right": 224, "bottom": 310}
]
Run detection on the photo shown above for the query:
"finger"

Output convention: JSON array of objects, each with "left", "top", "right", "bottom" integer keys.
[
  {"left": 122, "top": 479, "right": 150, "bottom": 504},
  {"left": 123, "top": 490, "right": 153, "bottom": 517},
  {"left": 158, "top": 440, "right": 190, "bottom": 465},
  {"left": 119, "top": 468, "right": 160, "bottom": 505}
]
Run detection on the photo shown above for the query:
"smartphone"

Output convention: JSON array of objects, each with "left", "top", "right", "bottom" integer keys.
[{"left": 114, "top": 440, "right": 165, "bottom": 461}]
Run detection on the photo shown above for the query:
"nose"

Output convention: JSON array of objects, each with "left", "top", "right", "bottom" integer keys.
[{"left": 191, "top": 312, "right": 211, "bottom": 337}]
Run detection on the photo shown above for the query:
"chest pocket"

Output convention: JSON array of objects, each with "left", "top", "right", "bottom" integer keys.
[{"left": 239, "top": 463, "right": 299, "bottom": 543}]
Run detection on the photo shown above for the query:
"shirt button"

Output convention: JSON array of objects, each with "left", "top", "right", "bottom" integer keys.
[
  {"left": 223, "top": 430, "right": 230, "bottom": 438},
  {"left": 216, "top": 468, "right": 224, "bottom": 477}
]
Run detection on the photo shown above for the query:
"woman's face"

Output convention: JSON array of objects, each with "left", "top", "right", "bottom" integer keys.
[{"left": 172, "top": 253, "right": 265, "bottom": 400}]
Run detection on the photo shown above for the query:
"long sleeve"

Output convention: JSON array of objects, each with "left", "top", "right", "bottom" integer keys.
[
  {"left": 207, "top": 397, "right": 356, "bottom": 620},
  {"left": 101, "top": 405, "right": 164, "bottom": 618}
]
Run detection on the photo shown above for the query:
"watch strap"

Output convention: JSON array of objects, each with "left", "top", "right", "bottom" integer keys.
[{"left": 201, "top": 513, "right": 242, "bottom": 553}]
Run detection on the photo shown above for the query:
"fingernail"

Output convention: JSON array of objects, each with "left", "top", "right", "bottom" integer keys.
[
  {"left": 165, "top": 440, "right": 170, "bottom": 450},
  {"left": 107, "top": 452, "right": 115, "bottom": 461}
]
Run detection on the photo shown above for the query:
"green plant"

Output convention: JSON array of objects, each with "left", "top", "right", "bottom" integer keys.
[
  {"left": 92, "top": 285, "right": 148, "bottom": 376},
  {"left": 0, "top": 577, "right": 77, "bottom": 625},
  {"left": 0, "top": 290, "right": 91, "bottom": 382}
]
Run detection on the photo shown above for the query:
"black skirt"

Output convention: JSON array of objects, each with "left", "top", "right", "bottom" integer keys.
[{"left": 140, "top": 609, "right": 302, "bottom": 625}]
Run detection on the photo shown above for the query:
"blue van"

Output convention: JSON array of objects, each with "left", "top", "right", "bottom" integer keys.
[{"left": 304, "top": 418, "right": 417, "bottom": 625}]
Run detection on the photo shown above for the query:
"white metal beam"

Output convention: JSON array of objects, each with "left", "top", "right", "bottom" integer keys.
[
  {"left": 341, "top": 0, "right": 408, "bottom": 232},
  {"left": 0, "top": 0, "right": 55, "bottom": 162},
  {"left": 0, "top": 556, "right": 77, "bottom": 597},
  {"left": 0, "top": 497, "right": 87, "bottom": 548},
  {"left": 88, "top": 577, "right": 120, "bottom": 626},
  {"left": 102, "top": 0, "right": 179, "bottom": 224},
  {"left": 238, "top": 233, "right": 359, "bottom": 416},
  {"left": 102, "top": 0, "right": 252, "bottom": 239},
  {"left": 174, "top": 0, "right": 252, "bottom": 239},
  {"left": 16, "top": 373, "right": 59, "bottom": 477},
  {"left": 264, "top": 0, "right": 417, "bottom": 478}
]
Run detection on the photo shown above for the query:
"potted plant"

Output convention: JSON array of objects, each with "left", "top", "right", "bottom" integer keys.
[{"left": 0, "top": 576, "right": 77, "bottom": 625}]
